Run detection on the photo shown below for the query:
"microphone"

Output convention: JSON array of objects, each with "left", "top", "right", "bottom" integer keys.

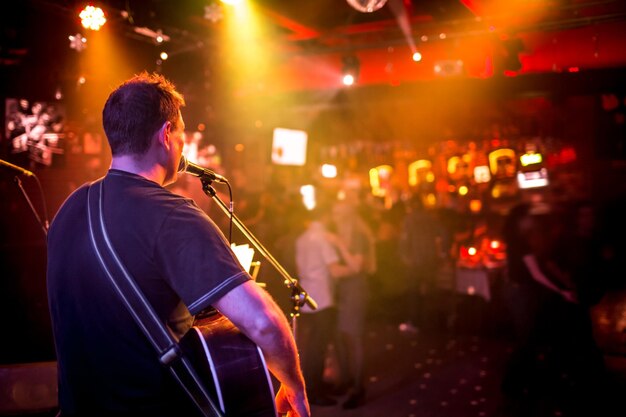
[
  {"left": 0, "top": 159, "right": 34, "bottom": 177},
  {"left": 178, "top": 155, "right": 228, "bottom": 183}
]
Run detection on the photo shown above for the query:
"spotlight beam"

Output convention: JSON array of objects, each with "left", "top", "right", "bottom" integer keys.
[
  {"left": 133, "top": 27, "right": 170, "bottom": 43},
  {"left": 387, "top": 0, "right": 417, "bottom": 54},
  {"left": 256, "top": 6, "right": 320, "bottom": 41}
]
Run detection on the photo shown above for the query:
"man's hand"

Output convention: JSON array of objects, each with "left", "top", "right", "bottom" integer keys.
[
  {"left": 214, "top": 281, "right": 309, "bottom": 417},
  {"left": 275, "top": 384, "right": 310, "bottom": 417}
]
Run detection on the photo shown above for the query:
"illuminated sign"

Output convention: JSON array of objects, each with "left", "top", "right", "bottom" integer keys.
[
  {"left": 474, "top": 165, "right": 491, "bottom": 183},
  {"left": 369, "top": 165, "right": 393, "bottom": 197},
  {"left": 520, "top": 152, "right": 543, "bottom": 167},
  {"left": 408, "top": 159, "right": 432, "bottom": 186},
  {"left": 488, "top": 148, "right": 516, "bottom": 177},
  {"left": 271, "top": 128, "right": 307, "bottom": 166},
  {"left": 517, "top": 168, "right": 549, "bottom": 189}
]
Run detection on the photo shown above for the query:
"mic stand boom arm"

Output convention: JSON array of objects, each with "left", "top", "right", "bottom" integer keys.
[
  {"left": 199, "top": 178, "right": 317, "bottom": 333},
  {"left": 15, "top": 176, "right": 48, "bottom": 237}
]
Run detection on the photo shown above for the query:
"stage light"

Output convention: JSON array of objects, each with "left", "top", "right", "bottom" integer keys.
[
  {"left": 133, "top": 28, "right": 170, "bottom": 44},
  {"left": 80, "top": 5, "right": 106, "bottom": 31},
  {"left": 69, "top": 33, "right": 87, "bottom": 52},
  {"left": 458, "top": 185, "right": 469, "bottom": 196},
  {"left": 204, "top": 3, "right": 224, "bottom": 22},
  {"left": 412, "top": 51, "right": 422, "bottom": 62},
  {"left": 159, "top": 52, "right": 168, "bottom": 60},
  {"left": 342, "top": 55, "right": 360, "bottom": 86}
]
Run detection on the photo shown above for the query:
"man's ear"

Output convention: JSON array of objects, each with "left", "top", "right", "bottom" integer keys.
[{"left": 158, "top": 121, "right": 172, "bottom": 149}]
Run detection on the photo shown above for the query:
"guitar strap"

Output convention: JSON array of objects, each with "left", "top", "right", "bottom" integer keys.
[{"left": 86, "top": 179, "right": 224, "bottom": 417}]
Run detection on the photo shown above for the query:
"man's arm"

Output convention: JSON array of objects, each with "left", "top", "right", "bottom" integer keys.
[
  {"left": 523, "top": 254, "right": 578, "bottom": 303},
  {"left": 213, "top": 280, "right": 310, "bottom": 417},
  {"left": 324, "top": 232, "right": 364, "bottom": 276}
]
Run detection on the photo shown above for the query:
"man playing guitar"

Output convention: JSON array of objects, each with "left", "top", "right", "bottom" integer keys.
[{"left": 47, "top": 72, "right": 309, "bottom": 417}]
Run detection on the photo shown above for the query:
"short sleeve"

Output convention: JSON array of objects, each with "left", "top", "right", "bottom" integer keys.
[{"left": 154, "top": 201, "right": 250, "bottom": 315}]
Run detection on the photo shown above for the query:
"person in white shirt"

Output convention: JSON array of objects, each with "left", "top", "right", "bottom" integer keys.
[{"left": 295, "top": 207, "right": 357, "bottom": 406}]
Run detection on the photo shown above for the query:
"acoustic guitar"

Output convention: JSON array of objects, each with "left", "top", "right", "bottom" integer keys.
[{"left": 180, "top": 313, "right": 277, "bottom": 417}]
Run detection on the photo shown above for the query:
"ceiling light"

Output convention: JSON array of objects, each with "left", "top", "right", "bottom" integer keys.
[
  {"left": 342, "top": 55, "right": 360, "bottom": 86},
  {"left": 79, "top": 5, "right": 106, "bottom": 31},
  {"left": 346, "top": 0, "right": 388, "bottom": 13},
  {"left": 342, "top": 74, "right": 355, "bottom": 86}
]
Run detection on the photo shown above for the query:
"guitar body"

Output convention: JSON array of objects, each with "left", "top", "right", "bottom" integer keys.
[{"left": 179, "top": 313, "right": 277, "bottom": 417}]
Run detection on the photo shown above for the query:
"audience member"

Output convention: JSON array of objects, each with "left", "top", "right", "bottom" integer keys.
[
  {"left": 501, "top": 201, "right": 609, "bottom": 416},
  {"left": 329, "top": 199, "right": 375, "bottom": 409},
  {"left": 399, "top": 195, "right": 443, "bottom": 332},
  {"left": 294, "top": 207, "right": 358, "bottom": 406}
]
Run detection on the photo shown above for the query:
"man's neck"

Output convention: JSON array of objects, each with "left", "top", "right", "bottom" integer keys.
[{"left": 110, "top": 154, "right": 165, "bottom": 185}]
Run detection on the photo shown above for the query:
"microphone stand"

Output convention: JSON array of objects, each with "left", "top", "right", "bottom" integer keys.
[
  {"left": 199, "top": 178, "right": 317, "bottom": 335},
  {"left": 14, "top": 175, "right": 48, "bottom": 237}
]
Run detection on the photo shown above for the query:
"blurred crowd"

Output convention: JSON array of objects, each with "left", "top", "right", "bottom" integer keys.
[{"left": 170, "top": 171, "right": 626, "bottom": 413}]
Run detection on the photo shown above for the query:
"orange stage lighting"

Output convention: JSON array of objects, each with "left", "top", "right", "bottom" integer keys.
[{"left": 80, "top": 5, "right": 106, "bottom": 31}]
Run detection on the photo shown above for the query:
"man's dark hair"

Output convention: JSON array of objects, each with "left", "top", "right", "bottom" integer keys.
[{"left": 103, "top": 72, "right": 185, "bottom": 156}]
